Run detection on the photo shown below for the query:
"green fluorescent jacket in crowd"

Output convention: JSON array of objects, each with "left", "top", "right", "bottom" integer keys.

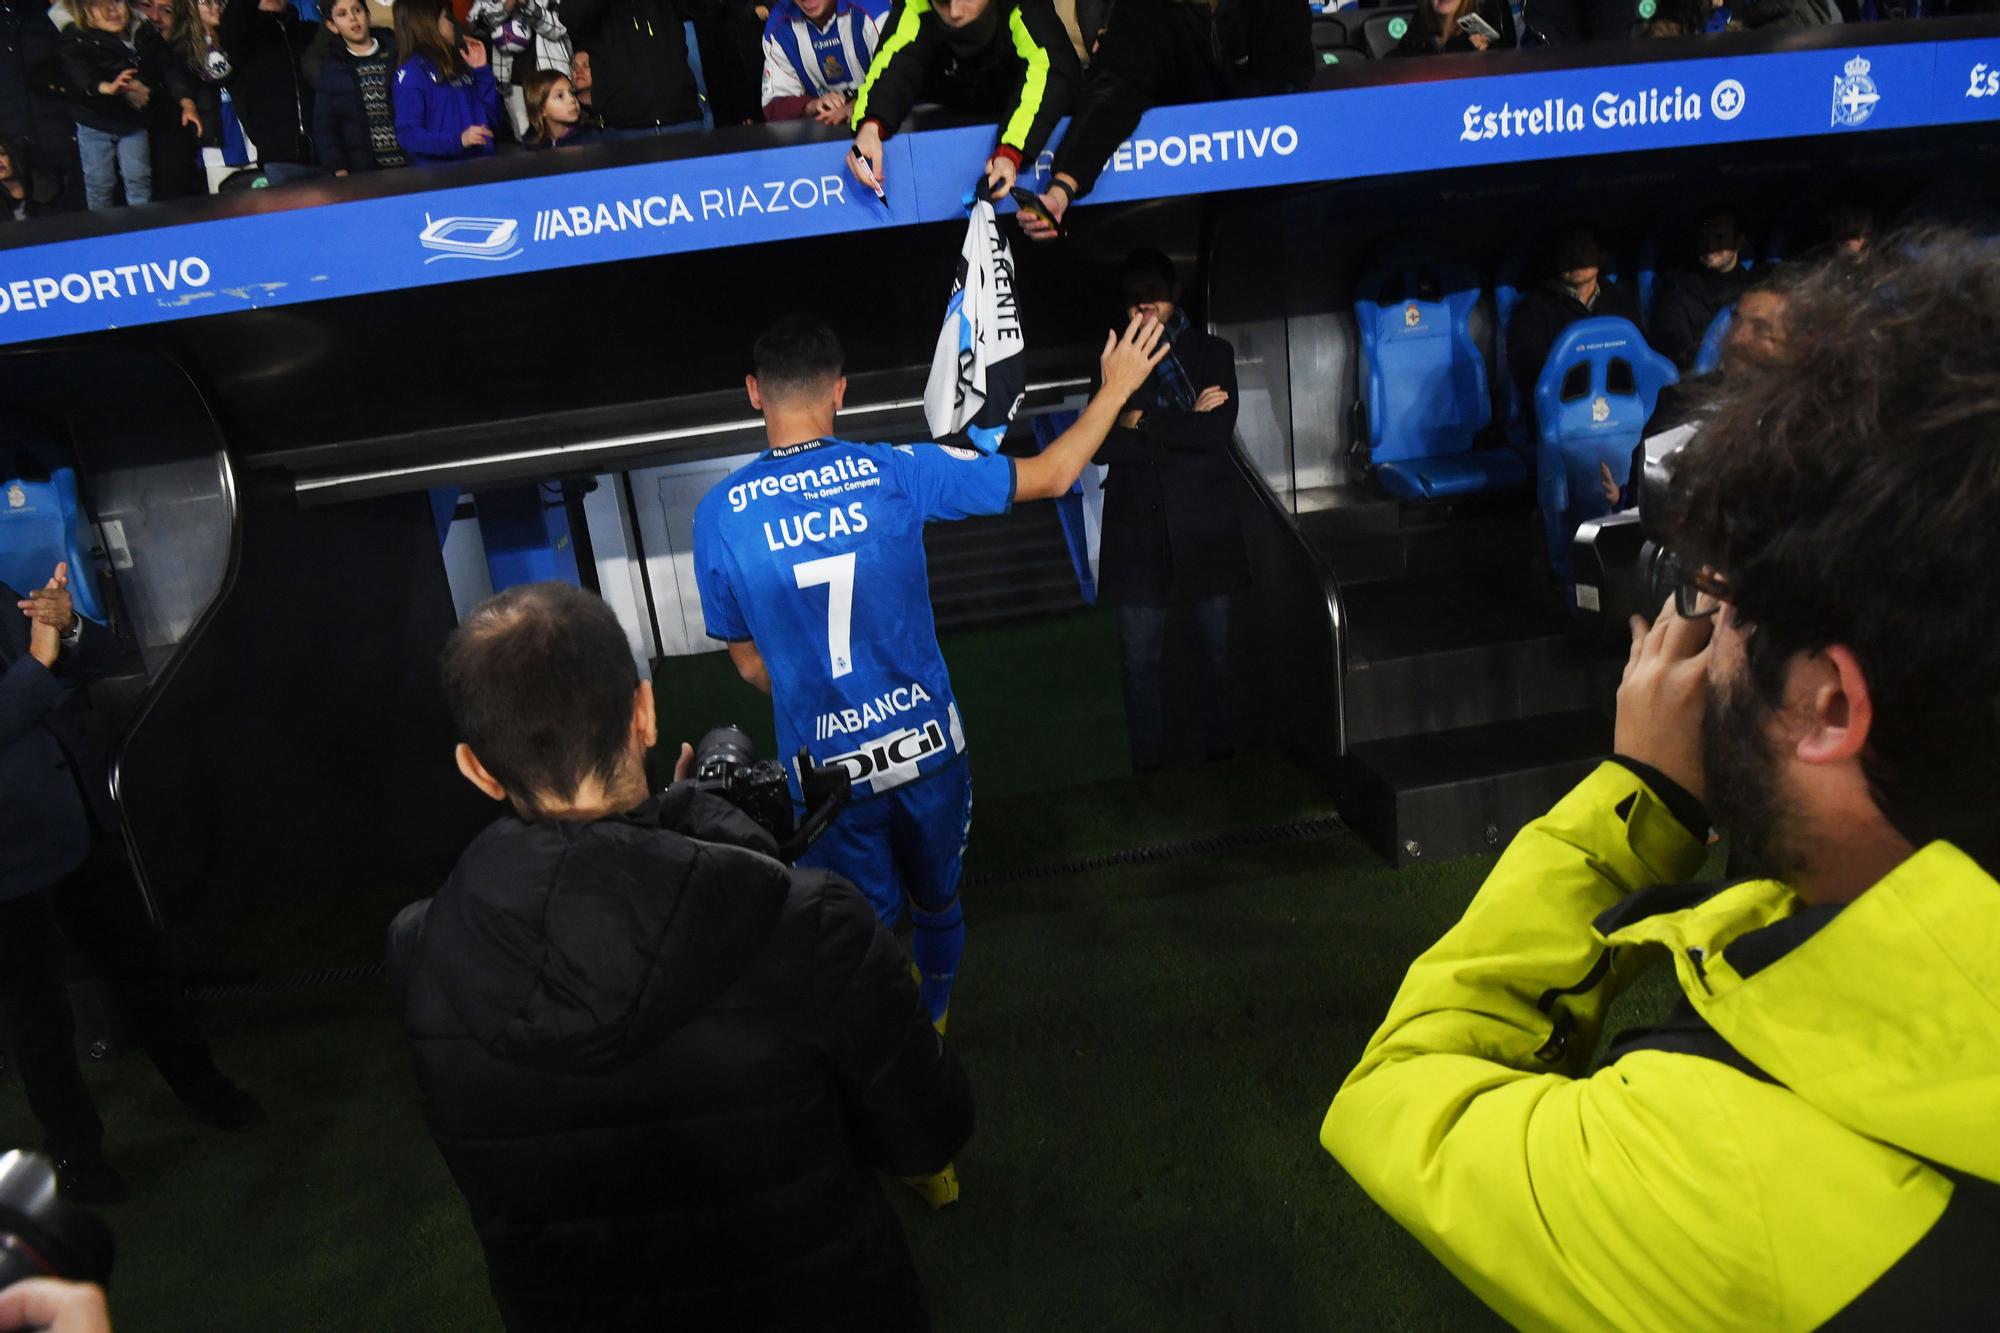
[
  {"left": 1322, "top": 761, "right": 2000, "bottom": 1331},
  {"left": 851, "top": 0, "right": 1079, "bottom": 167}
]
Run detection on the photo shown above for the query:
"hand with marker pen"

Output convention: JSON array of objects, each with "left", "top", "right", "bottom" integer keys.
[{"left": 847, "top": 121, "right": 886, "bottom": 200}]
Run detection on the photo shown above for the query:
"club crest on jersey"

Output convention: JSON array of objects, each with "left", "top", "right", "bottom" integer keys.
[
  {"left": 826, "top": 719, "right": 949, "bottom": 789},
  {"left": 940, "top": 445, "right": 981, "bottom": 461}
]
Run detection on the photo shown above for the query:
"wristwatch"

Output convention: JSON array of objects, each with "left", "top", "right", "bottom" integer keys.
[{"left": 59, "top": 612, "right": 82, "bottom": 648}]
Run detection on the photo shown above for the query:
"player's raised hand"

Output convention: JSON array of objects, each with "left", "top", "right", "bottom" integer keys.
[{"left": 1099, "top": 314, "right": 1168, "bottom": 400}]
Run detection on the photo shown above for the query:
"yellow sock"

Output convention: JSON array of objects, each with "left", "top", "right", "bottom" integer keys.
[{"left": 899, "top": 1163, "right": 959, "bottom": 1210}]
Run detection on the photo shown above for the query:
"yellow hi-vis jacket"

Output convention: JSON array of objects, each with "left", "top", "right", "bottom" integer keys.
[{"left": 1322, "top": 761, "right": 2000, "bottom": 1332}]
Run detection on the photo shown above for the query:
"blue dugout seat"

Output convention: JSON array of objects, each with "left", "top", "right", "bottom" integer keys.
[
  {"left": 1533, "top": 317, "right": 1677, "bottom": 587},
  {"left": 0, "top": 450, "right": 108, "bottom": 623},
  {"left": 1354, "top": 261, "right": 1525, "bottom": 500},
  {"left": 1692, "top": 303, "right": 1734, "bottom": 376}
]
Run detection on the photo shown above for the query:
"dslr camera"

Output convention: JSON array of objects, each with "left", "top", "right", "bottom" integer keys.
[
  {"left": 1572, "top": 421, "right": 1695, "bottom": 642},
  {"left": 0, "top": 1150, "right": 113, "bottom": 1294},
  {"left": 687, "top": 726, "right": 850, "bottom": 863}
]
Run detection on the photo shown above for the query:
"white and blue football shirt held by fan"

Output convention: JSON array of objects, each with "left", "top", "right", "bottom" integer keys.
[
  {"left": 693, "top": 438, "right": 1016, "bottom": 800},
  {"left": 924, "top": 200, "right": 1027, "bottom": 456}
]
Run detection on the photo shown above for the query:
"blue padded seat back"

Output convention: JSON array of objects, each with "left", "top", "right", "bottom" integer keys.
[
  {"left": 1692, "top": 303, "right": 1734, "bottom": 377},
  {"left": 0, "top": 463, "right": 107, "bottom": 623},
  {"left": 1356, "top": 262, "right": 1522, "bottom": 499},
  {"left": 1533, "top": 317, "right": 1677, "bottom": 581},
  {"left": 1356, "top": 264, "right": 1490, "bottom": 464}
]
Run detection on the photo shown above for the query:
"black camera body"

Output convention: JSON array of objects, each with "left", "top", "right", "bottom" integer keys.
[
  {"left": 1573, "top": 420, "right": 1696, "bottom": 641},
  {"left": 0, "top": 1150, "right": 113, "bottom": 1295},
  {"left": 687, "top": 726, "right": 850, "bottom": 863}
]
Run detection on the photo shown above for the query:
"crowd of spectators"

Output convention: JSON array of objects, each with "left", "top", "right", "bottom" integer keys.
[{"left": 0, "top": 0, "right": 1982, "bottom": 221}]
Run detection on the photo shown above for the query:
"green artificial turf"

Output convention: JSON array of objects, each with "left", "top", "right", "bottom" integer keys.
[{"left": 0, "top": 610, "right": 1678, "bottom": 1331}]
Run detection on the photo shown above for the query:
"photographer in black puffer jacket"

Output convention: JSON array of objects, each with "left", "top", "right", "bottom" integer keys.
[{"left": 388, "top": 581, "right": 973, "bottom": 1333}]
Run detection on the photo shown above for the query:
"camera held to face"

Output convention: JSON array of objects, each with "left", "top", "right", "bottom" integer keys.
[{"left": 687, "top": 726, "right": 851, "bottom": 863}]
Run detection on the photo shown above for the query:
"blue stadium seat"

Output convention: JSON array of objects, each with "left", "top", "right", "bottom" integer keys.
[
  {"left": 0, "top": 455, "right": 108, "bottom": 622},
  {"left": 1355, "top": 261, "right": 1524, "bottom": 500},
  {"left": 1692, "top": 303, "right": 1734, "bottom": 376},
  {"left": 1533, "top": 317, "right": 1677, "bottom": 588}
]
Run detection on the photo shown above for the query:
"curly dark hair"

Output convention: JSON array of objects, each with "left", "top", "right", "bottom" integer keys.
[{"left": 1665, "top": 227, "right": 2000, "bottom": 870}]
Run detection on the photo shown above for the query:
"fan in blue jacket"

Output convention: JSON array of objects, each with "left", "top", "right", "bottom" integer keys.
[{"left": 392, "top": 0, "right": 498, "bottom": 166}]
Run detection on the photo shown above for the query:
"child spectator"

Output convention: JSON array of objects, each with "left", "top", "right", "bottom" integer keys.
[
  {"left": 167, "top": 0, "right": 229, "bottom": 162},
  {"left": 313, "top": 0, "right": 402, "bottom": 172},
  {"left": 1391, "top": 0, "right": 1515, "bottom": 54},
  {"left": 0, "top": 135, "right": 61, "bottom": 219},
  {"left": 393, "top": 0, "right": 499, "bottom": 165},
  {"left": 759, "top": 0, "right": 882, "bottom": 125},
  {"left": 465, "top": 0, "right": 568, "bottom": 141},
  {"left": 59, "top": 0, "right": 155, "bottom": 207},
  {"left": 519, "top": 66, "right": 596, "bottom": 145}
]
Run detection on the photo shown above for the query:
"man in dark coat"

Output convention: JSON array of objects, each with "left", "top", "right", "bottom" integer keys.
[
  {"left": 1088, "top": 250, "right": 1249, "bottom": 772},
  {"left": 1650, "top": 207, "right": 1752, "bottom": 372},
  {"left": 1018, "top": 0, "right": 1309, "bottom": 239},
  {"left": 1, "top": 563, "right": 262, "bottom": 1204},
  {"left": 389, "top": 581, "right": 973, "bottom": 1333},
  {"left": 562, "top": 0, "right": 714, "bottom": 135},
  {"left": 1506, "top": 223, "right": 1643, "bottom": 426}
]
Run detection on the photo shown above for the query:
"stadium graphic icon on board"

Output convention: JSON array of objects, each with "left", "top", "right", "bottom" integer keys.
[{"left": 419, "top": 214, "right": 525, "bottom": 264}]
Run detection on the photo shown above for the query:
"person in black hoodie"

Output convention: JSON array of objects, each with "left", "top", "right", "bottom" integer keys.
[
  {"left": 1505, "top": 223, "right": 1643, "bottom": 427},
  {"left": 1018, "top": 0, "right": 1310, "bottom": 239},
  {"left": 389, "top": 581, "right": 973, "bottom": 1333},
  {"left": 311, "top": 0, "right": 400, "bottom": 172},
  {"left": 213, "top": 0, "right": 317, "bottom": 172},
  {"left": 1650, "top": 207, "right": 1752, "bottom": 371},
  {"left": 561, "top": 0, "right": 714, "bottom": 136},
  {"left": 1389, "top": 0, "right": 1516, "bottom": 54}
]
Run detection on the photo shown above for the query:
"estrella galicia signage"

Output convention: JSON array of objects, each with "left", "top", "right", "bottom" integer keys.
[{"left": 0, "top": 37, "right": 1991, "bottom": 347}]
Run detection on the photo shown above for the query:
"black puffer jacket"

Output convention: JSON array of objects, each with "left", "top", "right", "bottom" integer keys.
[
  {"left": 1506, "top": 275, "right": 1643, "bottom": 411},
  {"left": 389, "top": 784, "right": 972, "bottom": 1333},
  {"left": 562, "top": 0, "right": 712, "bottom": 129},
  {"left": 214, "top": 0, "right": 315, "bottom": 163}
]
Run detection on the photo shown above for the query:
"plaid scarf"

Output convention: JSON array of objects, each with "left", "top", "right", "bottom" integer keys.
[{"left": 1151, "top": 309, "right": 1197, "bottom": 412}]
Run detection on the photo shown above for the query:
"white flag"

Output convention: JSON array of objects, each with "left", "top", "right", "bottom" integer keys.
[{"left": 924, "top": 200, "right": 1027, "bottom": 454}]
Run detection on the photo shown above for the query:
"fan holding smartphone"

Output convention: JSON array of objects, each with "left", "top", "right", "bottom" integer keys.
[{"left": 1388, "top": 0, "right": 1516, "bottom": 55}]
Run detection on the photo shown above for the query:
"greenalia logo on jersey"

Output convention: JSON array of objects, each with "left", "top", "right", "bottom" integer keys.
[
  {"left": 728, "top": 455, "right": 880, "bottom": 511},
  {"left": 826, "top": 720, "right": 949, "bottom": 790},
  {"left": 765, "top": 502, "right": 869, "bottom": 551}
]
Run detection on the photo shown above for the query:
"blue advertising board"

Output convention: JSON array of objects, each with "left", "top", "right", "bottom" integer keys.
[{"left": 0, "top": 36, "right": 1993, "bottom": 348}]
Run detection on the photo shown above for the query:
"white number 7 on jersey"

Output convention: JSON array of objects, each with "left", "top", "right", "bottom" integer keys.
[{"left": 793, "top": 551, "right": 856, "bottom": 679}]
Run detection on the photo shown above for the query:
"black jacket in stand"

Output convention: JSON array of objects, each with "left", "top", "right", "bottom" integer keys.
[
  {"left": 852, "top": 0, "right": 1079, "bottom": 169},
  {"left": 214, "top": 0, "right": 316, "bottom": 164},
  {"left": 563, "top": 0, "right": 714, "bottom": 129},
  {"left": 1050, "top": 0, "right": 1310, "bottom": 199},
  {"left": 1649, "top": 262, "right": 1750, "bottom": 370},
  {"left": 58, "top": 25, "right": 148, "bottom": 134},
  {"left": 1506, "top": 275, "right": 1643, "bottom": 414},
  {"left": 1089, "top": 325, "right": 1252, "bottom": 605},
  {"left": 388, "top": 784, "right": 972, "bottom": 1333}
]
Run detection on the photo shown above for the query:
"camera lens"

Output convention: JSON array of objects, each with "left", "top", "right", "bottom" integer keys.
[{"left": 693, "top": 725, "right": 757, "bottom": 780}]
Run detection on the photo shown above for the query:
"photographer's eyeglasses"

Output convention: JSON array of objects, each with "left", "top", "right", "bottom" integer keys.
[{"left": 1657, "top": 549, "right": 1730, "bottom": 620}]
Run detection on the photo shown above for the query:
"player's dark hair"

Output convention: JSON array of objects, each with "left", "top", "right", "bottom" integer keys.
[
  {"left": 752, "top": 316, "right": 845, "bottom": 402},
  {"left": 1665, "top": 227, "right": 2000, "bottom": 872},
  {"left": 441, "top": 582, "right": 640, "bottom": 819},
  {"left": 1120, "top": 248, "right": 1178, "bottom": 306}
]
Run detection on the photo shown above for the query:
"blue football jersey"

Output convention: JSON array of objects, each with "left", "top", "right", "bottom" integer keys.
[{"left": 693, "top": 437, "right": 1016, "bottom": 799}]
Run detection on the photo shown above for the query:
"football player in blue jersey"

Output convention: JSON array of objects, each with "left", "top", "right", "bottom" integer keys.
[{"left": 694, "top": 314, "right": 1164, "bottom": 1049}]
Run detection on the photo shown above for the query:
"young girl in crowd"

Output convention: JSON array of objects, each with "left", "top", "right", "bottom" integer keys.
[
  {"left": 59, "top": 0, "right": 159, "bottom": 207},
  {"left": 168, "top": 0, "right": 231, "bottom": 159},
  {"left": 393, "top": 0, "right": 500, "bottom": 167},
  {"left": 520, "top": 68, "right": 598, "bottom": 148},
  {"left": 314, "top": 0, "right": 405, "bottom": 174}
]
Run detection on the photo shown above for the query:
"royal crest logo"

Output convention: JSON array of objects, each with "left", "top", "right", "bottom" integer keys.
[
  {"left": 1403, "top": 304, "right": 1422, "bottom": 328},
  {"left": 5, "top": 484, "right": 24, "bottom": 510},
  {"left": 1591, "top": 396, "right": 1611, "bottom": 424},
  {"left": 1832, "top": 54, "right": 1880, "bottom": 128}
]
